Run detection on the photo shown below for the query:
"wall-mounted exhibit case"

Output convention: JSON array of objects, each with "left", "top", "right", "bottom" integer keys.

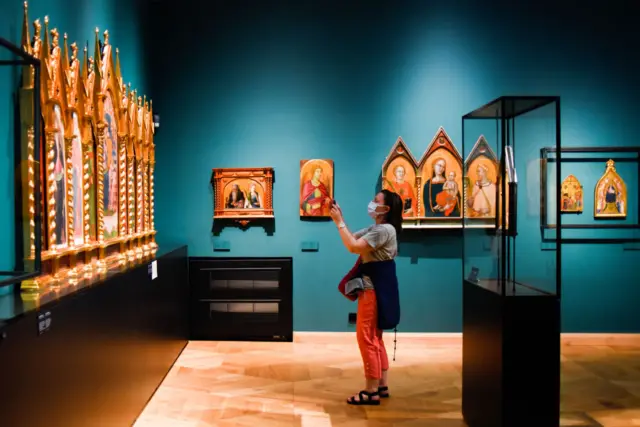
[
  {"left": 0, "top": 34, "right": 42, "bottom": 287},
  {"left": 16, "top": 3, "right": 157, "bottom": 290},
  {"left": 461, "top": 96, "right": 561, "bottom": 427},
  {"left": 540, "top": 146, "right": 640, "bottom": 244}
]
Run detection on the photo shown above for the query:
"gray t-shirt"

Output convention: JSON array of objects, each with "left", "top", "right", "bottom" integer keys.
[{"left": 354, "top": 224, "right": 397, "bottom": 289}]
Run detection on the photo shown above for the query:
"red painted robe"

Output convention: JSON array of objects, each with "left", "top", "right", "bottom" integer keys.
[
  {"left": 389, "top": 180, "right": 416, "bottom": 217},
  {"left": 301, "top": 180, "right": 331, "bottom": 216}
]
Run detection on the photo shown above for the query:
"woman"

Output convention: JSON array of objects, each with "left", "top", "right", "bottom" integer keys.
[{"left": 330, "top": 189, "right": 403, "bottom": 405}]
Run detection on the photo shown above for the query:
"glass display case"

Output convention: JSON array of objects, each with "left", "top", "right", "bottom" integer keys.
[
  {"left": 460, "top": 96, "right": 562, "bottom": 427},
  {"left": 0, "top": 36, "right": 42, "bottom": 289},
  {"left": 462, "top": 96, "right": 561, "bottom": 297}
]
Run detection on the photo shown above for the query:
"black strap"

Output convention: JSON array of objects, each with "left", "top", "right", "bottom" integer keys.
[{"left": 392, "top": 327, "right": 397, "bottom": 361}]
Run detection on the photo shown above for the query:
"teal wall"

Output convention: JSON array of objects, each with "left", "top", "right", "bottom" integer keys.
[
  {"left": 0, "top": 0, "right": 146, "bottom": 294},
  {"left": 147, "top": 0, "right": 640, "bottom": 332}
]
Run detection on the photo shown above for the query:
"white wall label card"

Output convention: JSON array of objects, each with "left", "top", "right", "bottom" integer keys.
[{"left": 149, "top": 260, "right": 158, "bottom": 280}]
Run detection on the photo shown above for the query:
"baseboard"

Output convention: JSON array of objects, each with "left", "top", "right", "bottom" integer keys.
[
  {"left": 560, "top": 333, "right": 640, "bottom": 346},
  {"left": 292, "top": 332, "right": 640, "bottom": 346}
]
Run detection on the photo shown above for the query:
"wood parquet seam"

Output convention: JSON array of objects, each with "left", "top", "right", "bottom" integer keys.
[{"left": 135, "top": 335, "right": 640, "bottom": 427}]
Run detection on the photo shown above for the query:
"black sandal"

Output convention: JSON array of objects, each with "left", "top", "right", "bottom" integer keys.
[
  {"left": 378, "top": 386, "right": 390, "bottom": 398},
  {"left": 346, "top": 390, "right": 380, "bottom": 406}
]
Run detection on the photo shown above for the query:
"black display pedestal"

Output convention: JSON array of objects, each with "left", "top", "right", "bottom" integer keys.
[{"left": 462, "top": 279, "right": 560, "bottom": 427}]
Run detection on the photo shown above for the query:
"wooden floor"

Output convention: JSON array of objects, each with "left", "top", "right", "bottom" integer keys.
[{"left": 134, "top": 333, "right": 640, "bottom": 427}]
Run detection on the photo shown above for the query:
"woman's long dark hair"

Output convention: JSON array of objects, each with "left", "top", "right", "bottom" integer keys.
[{"left": 381, "top": 189, "right": 403, "bottom": 236}]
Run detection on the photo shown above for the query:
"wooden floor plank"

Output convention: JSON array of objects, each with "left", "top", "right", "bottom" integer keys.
[{"left": 135, "top": 333, "right": 640, "bottom": 426}]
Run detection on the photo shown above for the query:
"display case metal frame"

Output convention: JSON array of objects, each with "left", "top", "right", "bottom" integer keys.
[
  {"left": 461, "top": 95, "right": 562, "bottom": 427},
  {"left": 540, "top": 145, "right": 640, "bottom": 244},
  {"left": 0, "top": 37, "right": 42, "bottom": 288},
  {"left": 462, "top": 95, "right": 562, "bottom": 298}
]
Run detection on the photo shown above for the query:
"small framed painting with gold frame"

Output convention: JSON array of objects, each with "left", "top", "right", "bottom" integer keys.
[
  {"left": 560, "top": 174, "right": 583, "bottom": 213},
  {"left": 211, "top": 167, "right": 275, "bottom": 227},
  {"left": 594, "top": 159, "right": 627, "bottom": 219}
]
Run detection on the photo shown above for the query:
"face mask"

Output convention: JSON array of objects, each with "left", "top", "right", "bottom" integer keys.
[{"left": 368, "top": 201, "right": 381, "bottom": 219}]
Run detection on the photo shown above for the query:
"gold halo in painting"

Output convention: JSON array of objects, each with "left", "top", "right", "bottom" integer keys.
[
  {"left": 384, "top": 157, "right": 417, "bottom": 217},
  {"left": 594, "top": 159, "right": 627, "bottom": 218},
  {"left": 560, "top": 175, "right": 583, "bottom": 213},
  {"left": 466, "top": 157, "right": 498, "bottom": 186},
  {"left": 421, "top": 148, "right": 463, "bottom": 219},
  {"left": 223, "top": 178, "right": 264, "bottom": 209},
  {"left": 464, "top": 157, "right": 499, "bottom": 219},
  {"left": 421, "top": 148, "right": 463, "bottom": 191},
  {"left": 300, "top": 159, "right": 334, "bottom": 217},
  {"left": 299, "top": 159, "right": 333, "bottom": 195}
]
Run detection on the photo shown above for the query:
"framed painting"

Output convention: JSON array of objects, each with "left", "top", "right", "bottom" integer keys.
[
  {"left": 80, "top": 45, "right": 98, "bottom": 245},
  {"left": 300, "top": 159, "right": 334, "bottom": 217},
  {"left": 40, "top": 22, "right": 70, "bottom": 252},
  {"left": 61, "top": 35, "right": 86, "bottom": 249},
  {"left": 594, "top": 159, "right": 627, "bottom": 219},
  {"left": 463, "top": 135, "right": 499, "bottom": 226},
  {"left": 560, "top": 174, "right": 583, "bottom": 213},
  {"left": 417, "top": 127, "right": 463, "bottom": 222},
  {"left": 211, "top": 167, "right": 275, "bottom": 227},
  {"left": 381, "top": 138, "right": 419, "bottom": 219},
  {"left": 93, "top": 29, "right": 122, "bottom": 245},
  {"left": 17, "top": 6, "right": 155, "bottom": 290}
]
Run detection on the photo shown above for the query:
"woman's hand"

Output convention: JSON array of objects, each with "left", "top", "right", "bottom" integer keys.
[{"left": 330, "top": 203, "right": 343, "bottom": 225}]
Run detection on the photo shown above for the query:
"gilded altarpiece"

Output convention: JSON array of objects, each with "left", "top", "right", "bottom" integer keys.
[
  {"left": 18, "top": 3, "right": 157, "bottom": 290},
  {"left": 464, "top": 136, "right": 500, "bottom": 227},
  {"left": 382, "top": 127, "right": 464, "bottom": 228},
  {"left": 381, "top": 128, "right": 511, "bottom": 229}
]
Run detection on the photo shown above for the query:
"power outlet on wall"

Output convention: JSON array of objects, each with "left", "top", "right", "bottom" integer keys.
[{"left": 348, "top": 313, "right": 357, "bottom": 324}]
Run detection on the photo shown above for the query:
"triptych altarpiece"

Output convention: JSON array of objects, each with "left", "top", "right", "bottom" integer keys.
[
  {"left": 17, "top": 2, "right": 157, "bottom": 290},
  {"left": 382, "top": 127, "right": 509, "bottom": 229}
]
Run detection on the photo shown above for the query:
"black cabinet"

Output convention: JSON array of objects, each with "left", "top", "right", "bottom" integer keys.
[
  {"left": 189, "top": 257, "right": 293, "bottom": 341},
  {"left": 0, "top": 245, "right": 189, "bottom": 427}
]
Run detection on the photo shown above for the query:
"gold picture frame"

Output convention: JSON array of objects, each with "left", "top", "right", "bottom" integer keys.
[
  {"left": 381, "top": 137, "right": 420, "bottom": 219},
  {"left": 379, "top": 129, "right": 517, "bottom": 229},
  {"left": 300, "top": 159, "right": 334, "bottom": 218},
  {"left": 560, "top": 174, "right": 583, "bottom": 213},
  {"left": 211, "top": 167, "right": 275, "bottom": 227},
  {"left": 594, "top": 159, "right": 627, "bottom": 219},
  {"left": 463, "top": 135, "right": 500, "bottom": 226},
  {"left": 18, "top": 2, "right": 157, "bottom": 290},
  {"left": 417, "top": 128, "right": 464, "bottom": 222}
]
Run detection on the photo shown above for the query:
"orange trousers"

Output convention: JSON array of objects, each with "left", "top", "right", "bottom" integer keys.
[{"left": 356, "top": 289, "right": 389, "bottom": 380}]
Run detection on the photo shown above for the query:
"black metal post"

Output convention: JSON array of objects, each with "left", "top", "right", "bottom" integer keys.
[
  {"left": 500, "top": 100, "right": 507, "bottom": 296},
  {"left": 555, "top": 98, "right": 561, "bottom": 299},
  {"left": 511, "top": 118, "right": 516, "bottom": 294}
]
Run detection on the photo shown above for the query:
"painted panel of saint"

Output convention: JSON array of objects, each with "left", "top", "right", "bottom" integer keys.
[
  {"left": 560, "top": 175, "right": 583, "bottom": 213},
  {"left": 88, "top": 138, "right": 97, "bottom": 241},
  {"left": 103, "top": 92, "right": 119, "bottom": 239},
  {"left": 421, "top": 149, "right": 463, "bottom": 218},
  {"left": 464, "top": 137, "right": 499, "bottom": 219},
  {"left": 594, "top": 159, "right": 627, "bottom": 218},
  {"left": 383, "top": 158, "right": 417, "bottom": 218},
  {"left": 70, "top": 112, "right": 84, "bottom": 244},
  {"left": 51, "top": 104, "right": 68, "bottom": 248},
  {"left": 224, "top": 179, "right": 264, "bottom": 209},
  {"left": 300, "top": 159, "right": 333, "bottom": 217},
  {"left": 466, "top": 162, "right": 498, "bottom": 218}
]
